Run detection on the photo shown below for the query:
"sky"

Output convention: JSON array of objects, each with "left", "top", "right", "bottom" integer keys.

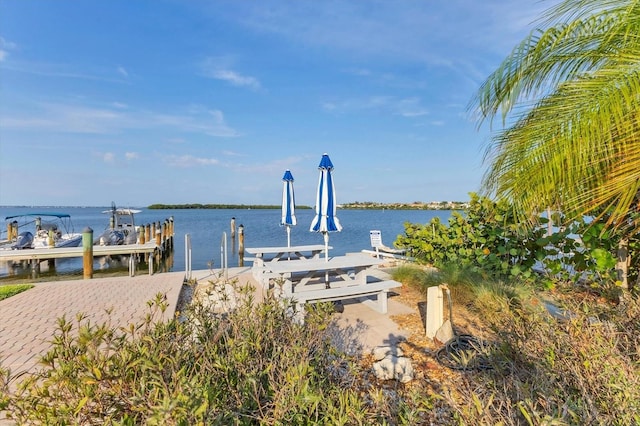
[{"left": 0, "top": 0, "right": 559, "bottom": 207}]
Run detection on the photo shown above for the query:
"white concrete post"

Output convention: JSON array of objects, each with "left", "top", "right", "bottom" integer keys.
[{"left": 425, "top": 285, "right": 444, "bottom": 338}]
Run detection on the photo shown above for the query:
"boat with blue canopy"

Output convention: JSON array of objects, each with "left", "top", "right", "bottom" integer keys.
[{"left": 3, "top": 213, "right": 83, "bottom": 250}]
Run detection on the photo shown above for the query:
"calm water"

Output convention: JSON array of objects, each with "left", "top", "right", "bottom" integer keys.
[{"left": 0, "top": 206, "right": 453, "bottom": 277}]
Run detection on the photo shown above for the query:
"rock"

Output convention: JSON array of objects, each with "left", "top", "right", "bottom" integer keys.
[
  {"left": 372, "top": 345, "right": 404, "bottom": 361},
  {"left": 202, "top": 283, "right": 237, "bottom": 312},
  {"left": 372, "top": 355, "right": 414, "bottom": 383},
  {"left": 434, "top": 319, "right": 454, "bottom": 345}
]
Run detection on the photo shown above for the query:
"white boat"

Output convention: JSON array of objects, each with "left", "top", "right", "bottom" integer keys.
[
  {"left": 3, "top": 213, "right": 83, "bottom": 249},
  {"left": 95, "top": 203, "right": 141, "bottom": 246}
]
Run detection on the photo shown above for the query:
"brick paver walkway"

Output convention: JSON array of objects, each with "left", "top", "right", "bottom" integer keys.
[{"left": 0, "top": 271, "right": 185, "bottom": 379}]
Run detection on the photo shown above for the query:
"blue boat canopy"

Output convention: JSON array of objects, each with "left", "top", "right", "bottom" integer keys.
[{"left": 5, "top": 213, "right": 72, "bottom": 220}]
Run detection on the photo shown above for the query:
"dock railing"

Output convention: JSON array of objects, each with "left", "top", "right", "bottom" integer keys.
[
  {"left": 185, "top": 233, "right": 192, "bottom": 281},
  {"left": 220, "top": 232, "right": 228, "bottom": 281}
]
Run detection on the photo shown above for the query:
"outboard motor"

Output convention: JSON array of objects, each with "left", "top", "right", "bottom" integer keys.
[
  {"left": 12, "top": 231, "right": 34, "bottom": 250},
  {"left": 99, "top": 230, "right": 125, "bottom": 246}
]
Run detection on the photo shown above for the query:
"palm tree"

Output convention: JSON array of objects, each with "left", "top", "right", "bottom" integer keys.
[{"left": 471, "top": 0, "right": 640, "bottom": 237}]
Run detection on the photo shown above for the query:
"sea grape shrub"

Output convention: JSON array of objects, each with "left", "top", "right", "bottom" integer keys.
[
  {"left": 395, "top": 193, "right": 637, "bottom": 290},
  {"left": 395, "top": 193, "right": 548, "bottom": 280}
]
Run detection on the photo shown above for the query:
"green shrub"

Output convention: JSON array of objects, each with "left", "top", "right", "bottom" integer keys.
[
  {"left": 453, "top": 296, "right": 640, "bottom": 425},
  {"left": 394, "top": 193, "right": 639, "bottom": 293},
  {"left": 1, "top": 278, "right": 434, "bottom": 424},
  {"left": 0, "top": 284, "right": 34, "bottom": 301},
  {"left": 395, "top": 193, "right": 547, "bottom": 280}
]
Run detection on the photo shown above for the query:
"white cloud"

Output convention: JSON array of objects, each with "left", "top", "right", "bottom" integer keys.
[
  {"left": 149, "top": 108, "right": 240, "bottom": 137},
  {"left": 0, "top": 37, "right": 17, "bottom": 62},
  {"left": 1, "top": 61, "right": 129, "bottom": 83},
  {"left": 0, "top": 104, "right": 123, "bottom": 134},
  {"left": 0, "top": 37, "right": 17, "bottom": 49},
  {"left": 164, "top": 154, "right": 219, "bottom": 168},
  {"left": 400, "top": 110, "right": 429, "bottom": 118},
  {"left": 125, "top": 152, "right": 138, "bottom": 160},
  {"left": 395, "top": 98, "right": 429, "bottom": 117},
  {"left": 103, "top": 152, "right": 115, "bottom": 163},
  {"left": 117, "top": 66, "right": 128, "bottom": 78},
  {"left": 208, "top": 0, "right": 561, "bottom": 74},
  {"left": 343, "top": 68, "right": 428, "bottom": 90},
  {"left": 321, "top": 102, "right": 337, "bottom": 111},
  {"left": 1, "top": 100, "right": 240, "bottom": 137},
  {"left": 201, "top": 57, "right": 261, "bottom": 89},
  {"left": 212, "top": 69, "right": 260, "bottom": 89},
  {"left": 322, "top": 96, "right": 387, "bottom": 113},
  {"left": 322, "top": 96, "right": 429, "bottom": 118}
]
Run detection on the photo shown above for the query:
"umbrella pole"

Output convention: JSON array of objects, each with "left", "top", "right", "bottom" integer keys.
[
  {"left": 286, "top": 225, "right": 291, "bottom": 259},
  {"left": 324, "top": 232, "right": 329, "bottom": 287}
]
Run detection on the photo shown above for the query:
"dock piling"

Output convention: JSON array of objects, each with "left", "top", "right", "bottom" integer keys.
[
  {"left": 238, "top": 224, "right": 245, "bottom": 267},
  {"left": 231, "top": 217, "right": 236, "bottom": 239},
  {"left": 83, "top": 227, "right": 94, "bottom": 279}
]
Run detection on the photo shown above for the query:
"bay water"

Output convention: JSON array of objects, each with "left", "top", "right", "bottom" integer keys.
[{"left": 0, "top": 206, "right": 453, "bottom": 277}]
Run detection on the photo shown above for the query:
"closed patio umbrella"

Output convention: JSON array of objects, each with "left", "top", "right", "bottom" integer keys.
[
  {"left": 310, "top": 153, "right": 342, "bottom": 269},
  {"left": 281, "top": 169, "right": 296, "bottom": 247}
]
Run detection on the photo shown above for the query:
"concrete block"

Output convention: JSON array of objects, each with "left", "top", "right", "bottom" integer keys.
[{"left": 425, "top": 285, "right": 444, "bottom": 338}]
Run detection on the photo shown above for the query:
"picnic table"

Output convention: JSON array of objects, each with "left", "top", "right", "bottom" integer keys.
[
  {"left": 260, "top": 253, "right": 401, "bottom": 322},
  {"left": 262, "top": 253, "right": 382, "bottom": 290}
]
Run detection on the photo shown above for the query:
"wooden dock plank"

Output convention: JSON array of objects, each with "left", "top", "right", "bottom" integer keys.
[{"left": 0, "top": 242, "right": 158, "bottom": 262}]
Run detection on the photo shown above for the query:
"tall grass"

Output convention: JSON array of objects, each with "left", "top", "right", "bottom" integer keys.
[{"left": 392, "top": 263, "right": 640, "bottom": 425}]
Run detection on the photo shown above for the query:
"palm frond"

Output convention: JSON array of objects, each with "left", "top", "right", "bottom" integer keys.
[{"left": 472, "top": 0, "right": 640, "bottom": 234}]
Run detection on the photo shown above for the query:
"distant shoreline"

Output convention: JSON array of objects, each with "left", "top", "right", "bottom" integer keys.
[
  {"left": 1, "top": 203, "right": 467, "bottom": 211},
  {"left": 147, "top": 202, "right": 467, "bottom": 210},
  {"left": 147, "top": 204, "right": 313, "bottom": 210}
]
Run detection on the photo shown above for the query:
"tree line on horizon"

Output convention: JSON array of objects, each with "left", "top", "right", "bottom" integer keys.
[
  {"left": 147, "top": 201, "right": 468, "bottom": 210},
  {"left": 147, "top": 203, "right": 312, "bottom": 210}
]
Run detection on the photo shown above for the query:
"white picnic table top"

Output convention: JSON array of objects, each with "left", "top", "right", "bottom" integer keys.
[
  {"left": 263, "top": 253, "right": 383, "bottom": 275},
  {"left": 245, "top": 244, "right": 331, "bottom": 269},
  {"left": 245, "top": 244, "right": 329, "bottom": 256}
]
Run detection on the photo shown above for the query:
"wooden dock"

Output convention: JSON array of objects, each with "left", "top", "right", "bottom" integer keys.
[
  {"left": 0, "top": 242, "right": 158, "bottom": 261},
  {"left": 0, "top": 216, "right": 175, "bottom": 278},
  {"left": 0, "top": 217, "right": 174, "bottom": 277},
  {"left": 0, "top": 242, "right": 163, "bottom": 277}
]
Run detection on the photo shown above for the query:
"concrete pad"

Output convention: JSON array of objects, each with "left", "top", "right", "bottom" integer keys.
[{"left": 329, "top": 296, "right": 414, "bottom": 355}]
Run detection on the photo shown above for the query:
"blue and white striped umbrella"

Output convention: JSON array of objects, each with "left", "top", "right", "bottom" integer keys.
[
  {"left": 281, "top": 169, "right": 296, "bottom": 247},
  {"left": 310, "top": 153, "right": 342, "bottom": 262}
]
